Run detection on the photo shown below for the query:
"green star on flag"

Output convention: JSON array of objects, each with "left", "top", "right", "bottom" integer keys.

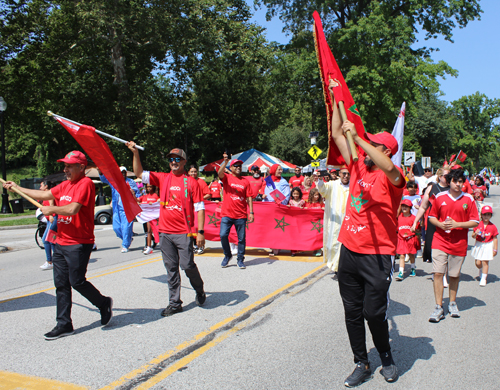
[
  {"left": 350, "top": 191, "right": 368, "bottom": 213},
  {"left": 274, "top": 216, "right": 290, "bottom": 232},
  {"left": 208, "top": 213, "right": 220, "bottom": 228},
  {"left": 348, "top": 104, "right": 361, "bottom": 117},
  {"left": 311, "top": 219, "right": 323, "bottom": 233}
]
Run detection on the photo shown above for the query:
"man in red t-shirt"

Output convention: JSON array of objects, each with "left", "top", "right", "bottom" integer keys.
[
  {"left": 218, "top": 153, "right": 254, "bottom": 269},
  {"left": 329, "top": 85, "right": 405, "bottom": 386},
  {"left": 128, "top": 143, "right": 206, "bottom": 317},
  {"left": 244, "top": 165, "right": 265, "bottom": 199},
  {"left": 4, "top": 151, "right": 113, "bottom": 340},
  {"left": 289, "top": 167, "right": 305, "bottom": 189},
  {"left": 428, "top": 169, "right": 479, "bottom": 322},
  {"left": 209, "top": 179, "right": 223, "bottom": 202}
]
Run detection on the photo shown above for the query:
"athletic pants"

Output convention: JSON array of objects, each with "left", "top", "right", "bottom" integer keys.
[{"left": 338, "top": 245, "right": 394, "bottom": 365}]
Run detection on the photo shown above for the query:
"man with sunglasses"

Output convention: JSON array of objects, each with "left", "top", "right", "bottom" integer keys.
[
  {"left": 408, "top": 163, "right": 435, "bottom": 195},
  {"left": 126, "top": 143, "right": 206, "bottom": 317},
  {"left": 218, "top": 153, "right": 253, "bottom": 269}
]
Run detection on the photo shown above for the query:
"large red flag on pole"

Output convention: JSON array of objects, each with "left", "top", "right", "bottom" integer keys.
[
  {"left": 313, "top": 11, "right": 366, "bottom": 165},
  {"left": 53, "top": 116, "right": 142, "bottom": 223}
]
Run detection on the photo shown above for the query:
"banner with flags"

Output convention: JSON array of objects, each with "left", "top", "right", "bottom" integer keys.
[
  {"left": 313, "top": 11, "right": 366, "bottom": 166},
  {"left": 54, "top": 117, "right": 142, "bottom": 223},
  {"left": 196, "top": 201, "right": 324, "bottom": 251},
  {"left": 391, "top": 102, "right": 406, "bottom": 168}
]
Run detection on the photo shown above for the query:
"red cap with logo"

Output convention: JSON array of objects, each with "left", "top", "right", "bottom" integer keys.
[
  {"left": 481, "top": 205, "right": 493, "bottom": 215},
  {"left": 57, "top": 151, "right": 88, "bottom": 166},
  {"left": 401, "top": 199, "right": 413, "bottom": 208},
  {"left": 365, "top": 132, "right": 398, "bottom": 156},
  {"left": 230, "top": 159, "right": 243, "bottom": 167}
]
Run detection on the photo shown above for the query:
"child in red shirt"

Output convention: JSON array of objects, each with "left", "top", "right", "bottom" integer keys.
[
  {"left": 471, "top": 205, "right": 498, "bottom": 286},
  {"left": 137, "top": 184, "right": 160, "bottom": 254},
  {"left": 306, "top": 188, "right": 324, "bottom": 210},
  {"left": 395, "top": 199, "right": 420, "bottom": 280}
]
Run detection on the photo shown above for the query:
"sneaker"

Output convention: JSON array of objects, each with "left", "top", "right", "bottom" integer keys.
[
  {"left": 161, "top": 305, "right": 183, "bottom": 317},
  {"left": 121, "top": 247, "right": 129, "bottom": 253},
  {"left": 416, "top": 250, "right": 422, "bottom": 258},
  {"left": 92, "top": 244, "right": 98, "bottom": 251},
  {"left": 395, "top": 271, "right": 404, "bottom": 281},
  {"left": 143, "top": 247, "right": 153, "bottom": 255},
  {"left": 344, "top": 362, "right": 372, "bottom": 387},
  {"left": 443, "top": 275, "right": 448, "bottom": 288},
  {"left": 448, "top": 301, "right": 460, "bottom": 318},
  {"left": 381, "top": 364, "right": 399, "bottom": 383},
  {"left": 40, "top": 261, "right": 53, "bottom": 270},
  {"left": 410, "top": 268, "right": 416, "bottom": 277},
  {"left": 237, "top": 260, "right": 246, "bottom": 269},
  {"left": 196, "top": 291, "right": 206, "bottom": 306},
  {"left": 429, "top": 305, "right": 444, "bottom": 322},
  {"left": 197, "top": 246, "right": 204, "bottom": 255},
  {"left": 44, "top": 324, "right": 74, "bottom": 340},
  {"left": 100, "top": 297, "right": 113, "bottom": 326},
  {"left": 315, "top": 249, "right": 322, "bottom": 257},
  {"left": 221, "top": 257, "right": 231, "bottom": 268},
  {"left": 480, "top": 278, "right": 487, "bottom": 287}
]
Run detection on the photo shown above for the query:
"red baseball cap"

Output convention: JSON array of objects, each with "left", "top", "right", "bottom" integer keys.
[
  {"left": 401, "top": 199, "right": 413, "bottom": 208},
  {"left": 481, "top": 205, "right": 493, "bottom": 214},
  {"left": 57, "top": 151, "right": 88, "bottom": 166},
  {"left": 451, "top": 164, "right": 462, "bottom": 170},
  {"left": 365, "top": 132, "right": 398, "bottom": 156},
  {"left": 230, "top": 159, "right": 243, "bottom": 167}
]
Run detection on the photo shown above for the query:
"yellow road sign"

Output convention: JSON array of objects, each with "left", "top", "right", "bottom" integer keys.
[
  {"left": 311, "top": 161, "right": 320, "bottom": 167},
  {"left": 307, "top": 145, "right": 323, "bottom": 160}
]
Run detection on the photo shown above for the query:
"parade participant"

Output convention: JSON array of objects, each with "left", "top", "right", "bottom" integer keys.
[
  {"left": 472, "top": 176, "right": 487, "bottom": 203},
  {"left": 318, "top": 165, "right": 350, "bottom": 272},
  {"left": 262, "top": 164, "right": 290, "bottom": 205},
  {"left": 209, "top": 178, "right": 223, "bottom": 202},
  {"left": 408, "top": 164, "right": 434, "bottom": 195},
  {"left": 301, "top": 176, "right": 313, "bottom": 201},
  {"left": 395, "top": 199, "right": 420, "bottom": 281},
  {"left": 289, "top": 166, "right": 305, "bottom": 188},
  {"left": 245, "top": 165, "right": 265, "bottom": 199},
  {"left": 137, "top": 184, "right": 160, "bottom": 255},
  {"left": 39, "top": 180, "right": 57, "bottom": 271},
  {"left": 98, "top": 166, "right": 141, "bottom": 253},
  {"left": 427, "top": 169, "right": 479, "bottom": 322},
  {"left": 4, "top": 151, "right": 113, "bottom": 339},
  {"left": 288, "top": 187, "right": 305, "bottom": 208},
  {"left": 127, "top": 142, "right": 207, "bottom": 316},
  {"left": 188, "top": 165, "right": 211, "bottom": 200},
  {"left": 330, "top": 168, "right": 339, "bottom": 181},
  {"left": 218, "top": 154, "right": 253, "bottom": 269},
  {"left": 471, "top": 205, "right": 498, "bottom": 287},
  {"left": 330, "top": 92, "right": 405, "bottom": 385},
  {"left": 305, "top": 188, "right": 324, "bottom": 210},
  {"left": 403, "top": 181, "right": 420, "bottom": 216}
]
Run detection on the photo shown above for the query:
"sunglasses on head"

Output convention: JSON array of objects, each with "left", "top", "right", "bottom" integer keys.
[{"left": 168, "top": 157, "right": 182, "bottom": 163}]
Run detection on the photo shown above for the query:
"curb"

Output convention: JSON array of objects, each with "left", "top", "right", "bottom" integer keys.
[{"left": 0, "top": 224, "right": 37, "bottom": 231}]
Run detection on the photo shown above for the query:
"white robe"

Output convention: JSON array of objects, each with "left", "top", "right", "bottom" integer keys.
[{"left": 318, "top": 179, "right": 350, "bottom": 271}]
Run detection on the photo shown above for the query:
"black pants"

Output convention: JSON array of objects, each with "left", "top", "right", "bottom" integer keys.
[
  {"left": 52, "top": 243, "right": 106, "bottom": 327},
  {"left": 338, "top": 245, "right": 393, "bottom": 365}
]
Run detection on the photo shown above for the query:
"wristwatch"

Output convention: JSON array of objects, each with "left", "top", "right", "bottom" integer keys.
[{"left": 198, "top": 230, "right": 205, "bottom": 235}]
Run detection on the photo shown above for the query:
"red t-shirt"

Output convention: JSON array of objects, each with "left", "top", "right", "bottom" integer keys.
[
  {"left": 221, "top": 174, "right": 250, "bottom": 219},
  {"left": 338, "top": 158, "right": 405, "bottom": 255},
  {"left": 197, "top": 178, "right": 210, "bottom": 197},
  {"left": 397, "top": 214, "right": 418, "bottom": 239},
  {"left": 471, "top": 185, "right": 486, "bottom": 201},
  {"left": 429, "top": 191, "right": 479, "bottom": 256},
  {"left": 462, "top": 180, "right": 473, "bottom": 194},
  {"left": 289, "top": 175, "right": 304, "bottom": 188},
  {"left": 138, "top": 193, "right": 160, "bottom": 204},
  {"left": 474, "top": 221, "right": 498, "bottom": 243},
  {"left": 209, "top": 181, "right": 222, "bottom": 199},
  {"left": 301, "top": 187, "right": 311, "bottom": 201},
  {"left": 306, "top": 202, "right": 323, "bottom": 210},
  {"left": 51, "top": 176, "right": 95, "bottom": 245},
  {"left": 244, "top": 176, "right": 264, "bottom": 198},
  {"left": 149, "top": 172, "right": 202, "bottom": 234}
]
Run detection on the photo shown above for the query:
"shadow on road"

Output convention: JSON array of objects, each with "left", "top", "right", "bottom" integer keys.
[{"left": 0, "top": 292, "right": 55, "bottom": 312}]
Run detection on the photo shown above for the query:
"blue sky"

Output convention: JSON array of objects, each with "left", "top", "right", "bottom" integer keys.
[{"left": 247, "top": 0, "right": 500, "bottom": 103}]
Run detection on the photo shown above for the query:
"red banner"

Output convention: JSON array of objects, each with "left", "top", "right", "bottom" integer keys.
[
  {"left": 54, "top": 117, "right": 142, "bottom": 222},
  {"left": 313, "top": 11, "right": 366, "bottom": 165},
  {"left": 198, "top": 201, "right": 324, "bottom": 251}
]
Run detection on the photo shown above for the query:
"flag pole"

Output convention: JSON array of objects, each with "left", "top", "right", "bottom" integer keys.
[
  {"left": 328, "top": 87, "right": 358, "bottom": 161},
  {"left": 0, "top": 178, "right": 43, "bottom": 208},
  {"left": 47, "top": 111, "right": 145, "bottom": 151}
]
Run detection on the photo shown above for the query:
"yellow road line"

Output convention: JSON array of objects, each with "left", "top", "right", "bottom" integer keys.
[
  {"left": 0, "top": 371, "right": 88, "bottom": 390},
  {"left": 197, "top": 248, "right": 324, "bottom": 263},
  {"left": 100, "top": 264, "right": 328, "bottom": 390}
]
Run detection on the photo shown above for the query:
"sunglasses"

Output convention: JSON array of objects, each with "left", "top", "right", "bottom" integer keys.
[
  {"left": 168, "top": 157, "right": 182, "bottom": 163},
  {"left": 339, "top": 172, "right": 350, "bottom": 176},
  {"left": 232, "top": 164, "right": 242, "bottom": 168}
]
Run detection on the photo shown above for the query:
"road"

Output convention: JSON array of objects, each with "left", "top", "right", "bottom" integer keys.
[{"left": 1, "top": 187, "right": 500, "bottom": 389}]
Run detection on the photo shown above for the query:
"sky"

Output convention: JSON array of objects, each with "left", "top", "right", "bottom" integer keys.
[{"left": 247, "top": 0, "right": 500, "bottom": 103}]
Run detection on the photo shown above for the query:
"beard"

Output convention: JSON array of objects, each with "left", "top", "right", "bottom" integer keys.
[
  {"left": 364, "top": 156, "right": 376, "bottom": 168},
  {"left": 253, "top": 173, "right": 260, "bottom": 178},
  {"left": 295, "top": 173, "right": 301, "bottom": 177}
]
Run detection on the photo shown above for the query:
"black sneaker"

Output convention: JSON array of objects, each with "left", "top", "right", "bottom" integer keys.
[
  {"left": 100, "top": 297, "right": 113, "bottom": 326},
  {"left": 44, "top": 324, "right": 74, "bottom": 340},
  {"left": 161, "top": 305, "right": 183, "bottom": 317},
  {"left": 381, "top": 364, "right": 399, "bottom": 383},
  {"left": 344, "top": 362, "right": 371, "bottom": 387},
  {"left": 196, "top": 291, "right": 206, "bottom": 306}
]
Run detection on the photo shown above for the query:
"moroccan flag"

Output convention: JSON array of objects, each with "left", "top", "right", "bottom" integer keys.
[
  {"left": 54, "top": 117, "right": 142, "bottom": 223},
  {"left": 457, "top": 150, "right": 467, "bottom": 163},
  {"left": 313, "top": 11, "right": 366, "bottom": 165},
  {"left": 449, "top": 154, "right": 456, "bottom": 163}
]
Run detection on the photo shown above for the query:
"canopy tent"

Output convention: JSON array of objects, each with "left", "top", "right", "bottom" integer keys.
[{"left": 200, "top": 149, "right": 296, "bottom": 173}]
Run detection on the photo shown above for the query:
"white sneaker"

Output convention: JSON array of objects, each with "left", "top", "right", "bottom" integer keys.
[
  {"left": 143, "top": 247, "right": 153, "bottom": 255},
  {"left": 121, "top": 247, "right": 129, "bottom": 253},
  {"left": 416, "top": 250, "right": 423, "bottom": 258},
  {"left": 443, "top": 275, "right": 448, "bottom": 288},
  {"left": 480, "top": 277, "right": 487, "bottom": 287},
  {"left": 40, "top": 261, "right": 53, "bottom": 270}
]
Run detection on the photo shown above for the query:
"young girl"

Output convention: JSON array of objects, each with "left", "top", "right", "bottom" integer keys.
[
  {"left": 137, "top": 184, "right": 160, "bottom": 255},
  {"left": 471, "top": 205, "right": 498, "bottom": 286},
  {"left": 306, "top": 188, "right": 324, "bottom": 210},
  {"left": 396, "top": 199, "right": 420, "bottom": 280},
  {"left": 288, "top": 187, "right": 305, "bottom": 208}
]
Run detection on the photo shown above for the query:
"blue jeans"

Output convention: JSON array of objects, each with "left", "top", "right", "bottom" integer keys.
[
  {"left": 220, "top": 217, "right": 247, "bottom": 262},
  {"left": 42, "top": 216, "right": 58, "bottom": 262}
]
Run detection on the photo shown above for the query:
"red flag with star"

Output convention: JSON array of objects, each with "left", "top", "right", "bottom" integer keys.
[{"left": 313, "top": 11, "right": 366, "bottom": 165}]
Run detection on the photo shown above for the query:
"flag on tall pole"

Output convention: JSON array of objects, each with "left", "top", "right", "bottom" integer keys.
[
  {"left": 52, "top": 115, "right": 142, "bottom": 223},
  {"left": 391, "top": 102, "right": 406, "bottom": 168},
  {"left": 313, "top": 11, "right": 366, "bottom": 165},
  {"left": 456, "top": 150, "right": 467, "bottom": 163}
]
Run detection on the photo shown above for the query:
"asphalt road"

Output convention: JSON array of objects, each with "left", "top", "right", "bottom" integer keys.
[{"left": 1, "top": 186, "right": 500, "bottom": 389}]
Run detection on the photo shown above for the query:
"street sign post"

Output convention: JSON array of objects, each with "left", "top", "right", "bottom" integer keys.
[
  {"left": 308, "top": 145, "right": 323, "bottom": 160},
  {"left": 422, "top": 157, "right": 431, "bottom": 169}
]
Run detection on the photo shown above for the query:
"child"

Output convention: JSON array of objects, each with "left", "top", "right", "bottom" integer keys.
[
  {"left": 137, "top": 184, "right": 160, "bottom": 255},
  {"left": 306, "top": 188, "right": 324, "bottom": 210},
  {"left": 396, "top": 199, "right": 420, "bottom": 280},
  {"left": 288, "top": 187, "right": 305, "bottom": 208},
  {"left": 403, "top": 181, "right": 421, "bottom": 216},
  {"left": 471, "top": 205, "right": 498, "bottom": 286}
]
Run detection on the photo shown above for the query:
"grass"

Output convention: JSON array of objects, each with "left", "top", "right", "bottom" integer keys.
[
  {"left": 0, "top": 210, "right": 36, "bottom": 219},
  {"left": 0, "top": 217, "right": 39, "bottom": 227}
]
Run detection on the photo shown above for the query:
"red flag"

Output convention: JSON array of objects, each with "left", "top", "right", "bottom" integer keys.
[
  {"left": 443, "top": 159, "right": 448, "bottom": 167},
  {"left": 449, "top": 154, "right": 456, "bottom": 163},
  {"left": 313, "top": 11, "right": 366, "bottom": 165},
  {"left": 457, "top": 150, "right": 467, "bottom": 162},
  {"left": 55, "top": 117, "right": 142, "bottom": 222}
]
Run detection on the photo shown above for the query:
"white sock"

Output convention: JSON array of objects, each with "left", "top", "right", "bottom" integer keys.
[{"left": 481, "top": 274, "right": 487, "bottom": 281}]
